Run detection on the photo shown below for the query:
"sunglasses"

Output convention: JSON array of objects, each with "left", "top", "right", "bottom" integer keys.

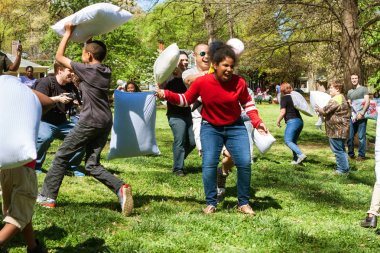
[{"left": 198, "top": 51, "right": 207, "bottom": 57}]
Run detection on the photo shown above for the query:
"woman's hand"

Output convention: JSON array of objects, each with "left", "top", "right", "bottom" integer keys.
[
  {"left": 276, "top": 120, "right": 281, "bottom": 128},
  {"left": 257, "top": 122, "right": 268, "bottom": 135},
  {"left": 314, "top": 105, "right": 321, "bottom": 114},
  {"left": 155, "top": 87, "right": 165, "bottom": 99}
]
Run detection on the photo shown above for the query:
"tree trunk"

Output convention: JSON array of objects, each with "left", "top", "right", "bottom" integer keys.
[
  {"left": 227, "top": 0, "right": 235, "bottom": 38},
  {"left": 340, "top": 0, "right": 361, "bottom": 92},
  {"left": 202, "top": 0, "right": 215, "bottom": 43}
]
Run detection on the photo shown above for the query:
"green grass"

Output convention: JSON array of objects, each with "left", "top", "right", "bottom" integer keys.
[{"left": 4, "top": 104, "right": 380, "bottom": 252}]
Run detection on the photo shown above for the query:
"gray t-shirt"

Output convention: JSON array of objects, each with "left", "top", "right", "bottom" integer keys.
[
  {"left": 71, "top": 62, "right": 112, "bottom": 128},
  {"left": 347, "top": 86, "right": 369, "bottom": 101}
]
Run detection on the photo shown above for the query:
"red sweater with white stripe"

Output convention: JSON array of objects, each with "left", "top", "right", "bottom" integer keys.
[{"left": 164, "top": 74, "right": 262, "bottom": 127}]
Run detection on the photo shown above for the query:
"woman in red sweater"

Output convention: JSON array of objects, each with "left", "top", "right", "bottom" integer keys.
[{"left": 156, "top": 43, "right": 267, "bottom": 215}]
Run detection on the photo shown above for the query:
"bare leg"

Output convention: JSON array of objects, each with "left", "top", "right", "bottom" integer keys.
[
  {"left": 221, "top": 149, "right": 234, "bottom": 176},
  {"left": 0, "top": 223, "right": 19, "bottom": 246}
]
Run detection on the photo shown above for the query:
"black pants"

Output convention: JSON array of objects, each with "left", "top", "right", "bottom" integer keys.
[{"left": 41, "top": 122, "right": 124, "bottom": 200}]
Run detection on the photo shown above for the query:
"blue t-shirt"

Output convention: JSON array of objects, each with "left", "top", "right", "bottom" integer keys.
[
  {"left": 276, "top": 85, "right": 281, "bottom": 94},
  {"left": 19, "top": 76, "right": 36, "bottom": 88}
]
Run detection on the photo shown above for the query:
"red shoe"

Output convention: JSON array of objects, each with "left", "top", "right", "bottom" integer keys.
[
  {"left": 36, "top": 194, "right": 56, "bottom": 208},
  {"left": 118, "top": 184, "right": 133, "bottom": 216}
]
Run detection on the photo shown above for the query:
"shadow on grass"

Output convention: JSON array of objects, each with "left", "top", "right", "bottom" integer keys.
[
  {"left": 221, "top": 194, "right": 282, "bottom": 211},
  {"left": 53, "top": 237, "right": 110, "bottom": 253},
  {"left": 254, "top": 168, "right": 364, "bottom": 209},
  {"left": 346, "top": 173, "right": 375, "bottom": 187},
  {"left": 3, "top": 225, "right": 68, "bottom": 252},
  {"left": 184, "top": 166, "right": 202, "bottom": 174},
  {"left": 37, "top": 224, "right": 68, "bottom": 240},
  {"left": 133, "top": 193, "right": 204, "bottom": 209},
  {"left": 57, "top": 194, "right": 204, "bottom": 214}
]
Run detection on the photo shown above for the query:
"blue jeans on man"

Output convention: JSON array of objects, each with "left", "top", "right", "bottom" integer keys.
[
  {"left": 200, "top": 119, "right": 251, "bottom": 207},
  {"left": 329, "top": 138, "right": 349, "bottom": 173},
  {"left": 36, "top": 121, "right": 85, "bottom": 175},
  {"left": 284, "top": 118, "right": 304, "bottom": 161},
  {"left": 168, "top": 115, "right": 195, "bottom": 173},
  {"left": 347, "top": 119, "right": 367, "bottom": 158}
]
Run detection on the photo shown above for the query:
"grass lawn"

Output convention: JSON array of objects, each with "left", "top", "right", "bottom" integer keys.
[{"left": 4, "top": 103, "right": 380, "bottom": 252}]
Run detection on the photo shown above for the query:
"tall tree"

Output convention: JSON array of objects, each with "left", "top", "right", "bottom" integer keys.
[{"left": 243, "top": 0, "right": 380, "bottom": 90}]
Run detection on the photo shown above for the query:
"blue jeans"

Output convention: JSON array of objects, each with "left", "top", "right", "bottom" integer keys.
[
  {"left": 347, "top": 119, "right": 367, "bottom": 158},
  {"left": 36, "top": 121, "right": 85, "bottom": 170},
  {"left": 201, "top": 119, "right": 251, "bottom": 207},
  {"left": 168, "top": 115, "right": 196, "bottom": 172},
  {"left": 329, "top": 138, "right": 349, "bottom": 173},
  {"left": 284, "top": 118, "right": 304, "bottom": 161}
]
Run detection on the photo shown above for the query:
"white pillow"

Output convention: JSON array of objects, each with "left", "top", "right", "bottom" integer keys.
[
  {"left": 0, "top": 75, "right": 41, "bottom": 169},
  {"left": 291, "top": 91, "right": 313, "bottom": 116},
  {"left": 310, "top": 91, "right": 331, "bottom": 110},
  {"left": 226, "top": 38, "right": 245, "bottom": 57},
  {"left": 51, "top": 3, "right": 133, "bottom": 42},
  {"left": 253, "top": 129, "right": 276, "bottom": 154},
  {"left": 154, "top": 43, "right": 180, "bottom": 84},
  {"left": 108, "top": 91, "right": 160, "bottom": 159}
]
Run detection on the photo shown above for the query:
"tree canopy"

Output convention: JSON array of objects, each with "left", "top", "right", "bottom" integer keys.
[{"left": 1, "top": 0, "right": 379, "bottom": 90}]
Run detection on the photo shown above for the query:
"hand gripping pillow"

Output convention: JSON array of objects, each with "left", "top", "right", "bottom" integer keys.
[
  {"left": 51, "top": 3, "right": 133, "bottom": 42},
  {"left": 290, "top": 91, "right": 313, "bottom": 116},
  {"left": 253, "top": 129, "right": 276, "bottom": 154},
  {"left": 351, "top": 99, "right": 378, "bottom": 121},
  {"left": 154, "top": 43, "right": 180, "bottom": 84},
  {"left": 108, "top": 91, "right": 160, "bottom": 159},
  {"left": 0, "top": 75, "right": 41, "bottom": 169}
]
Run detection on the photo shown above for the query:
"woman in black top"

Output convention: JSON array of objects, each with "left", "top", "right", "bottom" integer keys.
[{"left": 276, "top": 82, "right": 307, "bottom": 165}]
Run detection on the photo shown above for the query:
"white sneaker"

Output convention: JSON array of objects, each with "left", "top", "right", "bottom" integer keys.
[
  {"left": 291, "top": 161, "right": 297, "bottom": 165},
  {"left": 296, "top": 154, "right": 307, "bottom": 164}
]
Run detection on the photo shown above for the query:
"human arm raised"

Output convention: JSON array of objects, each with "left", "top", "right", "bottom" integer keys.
[
  {"left": 55, "top": 23, "right": 76, "bottom": 70},
  {"left": 8, "top": 44, "right": 22, "bottom": 72}
]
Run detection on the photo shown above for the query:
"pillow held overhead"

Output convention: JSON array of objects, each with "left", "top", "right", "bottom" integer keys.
[
  {"left": 51, "top": 3, "right": 133, "bottom": 42},
  {"left": 154, "top": 43, "right": 180, "bottom": 84}
]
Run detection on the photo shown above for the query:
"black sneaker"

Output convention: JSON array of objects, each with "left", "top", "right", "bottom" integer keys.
[
  {"left": 173, "top": 170, "right": 185, "bottom": 177},
  {"left": 360, "top": 215, "right": 377, "bottom": 228}
]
